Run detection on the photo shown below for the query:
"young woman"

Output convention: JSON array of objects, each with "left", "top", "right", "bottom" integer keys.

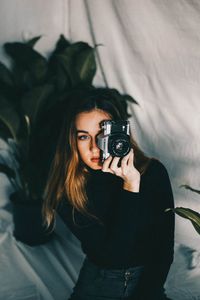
[{"left": 43, "top": 87, "right": 175, "bottom": 300}]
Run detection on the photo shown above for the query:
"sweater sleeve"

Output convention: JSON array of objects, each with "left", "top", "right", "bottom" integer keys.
[
  {"left": 12, "top": 199, "right": 55, "bottom": 246},
  {"left": 135, "top": 160, "right": 175, "bottom": 299}
]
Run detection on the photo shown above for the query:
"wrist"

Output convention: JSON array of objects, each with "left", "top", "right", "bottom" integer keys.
[{"left": 123, "top": 180, "right": 140, "bottom": 193}]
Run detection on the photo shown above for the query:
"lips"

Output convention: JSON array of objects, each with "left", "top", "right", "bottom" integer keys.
[{"left": 91, "top": 157, "right": 100, "bottom": 162}]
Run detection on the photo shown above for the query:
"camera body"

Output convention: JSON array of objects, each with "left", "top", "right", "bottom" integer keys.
[{"left": 97, "top": 120, "right": 131, "bottom": 161}]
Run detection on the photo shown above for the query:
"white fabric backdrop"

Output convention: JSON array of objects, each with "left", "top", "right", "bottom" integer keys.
[
  {"left": 0, "top": 0, "right": 200, "bottom": 299},
  {"left": 68, "top": 0, "right": 200, "bottom": 245}
]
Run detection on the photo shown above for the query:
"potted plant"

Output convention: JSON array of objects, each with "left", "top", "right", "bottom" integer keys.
[
  {"left": 166, "top": 185, "right": 200, "bottom": 235},
  {"left": 0, "top": 34, "right": 137, "bottom": 245}
]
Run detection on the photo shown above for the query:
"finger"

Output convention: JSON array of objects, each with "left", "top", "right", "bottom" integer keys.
[
  {"left": 102, "top": 155, "right": 113, "bottom": 172},
  {"left": 109, "top": 156, "right": 120, "bottom": 171},
  {"left": 121, "top": 151, "right": 131, "bottom": 167},
  {"left": 127, "top": 148, "right": 134, "bottom": 166},
  {"left": 121, "top": 148, "right": 132, "bottom": 168}
]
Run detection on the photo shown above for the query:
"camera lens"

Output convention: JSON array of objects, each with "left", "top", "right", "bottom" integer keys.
[{"left": 109, "top": 135, "right": 130, "bottom": 157}]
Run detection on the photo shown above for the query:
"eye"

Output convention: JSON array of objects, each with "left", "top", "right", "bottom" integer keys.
[{"left": 77, "top": 135, "right": 90, "bottom": 140}]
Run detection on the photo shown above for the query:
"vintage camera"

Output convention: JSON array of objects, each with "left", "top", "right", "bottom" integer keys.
[{"left": 96, "top": 120, "right": 131, "bottom": 161}]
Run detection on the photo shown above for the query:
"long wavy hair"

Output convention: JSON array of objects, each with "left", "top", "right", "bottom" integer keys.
[{"left": 43, "top": 87, "right": 152, "bottom": 228}]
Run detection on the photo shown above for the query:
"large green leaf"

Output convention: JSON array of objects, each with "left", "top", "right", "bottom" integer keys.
[
  {"left": 61, "top": 41, "right": 90, "bottom": 59},
  {"left": 75, "top": 47, "right": 96, "bottom": 84},
  {"left": 0, "top": 163, "right": 15, "bottom": 179},
  {"left": 191, "top": 221, "right": 200, "bottom": 235},
  {"left": 180, "top": 184, "right": 200, "bottom": 195},
  {"left": 0, "top": 95, "right": 29, "bottom": 152},
  {"left": 0, "top": 62, "right": 14, "bottom": 87},
  {"left": 0, "top": 121, "right": 12, "bottom": 141},
  {"left": 48, "top": 55, "right": 71, "bottom": 92},
  {"left": 12, "top": 64, "right": 31, "bottom": 91},
  {"left": 54, "top": 65, "right": 71, "bottom": 91},
  {"left": 122, "top": 94, "right": 139, "bottom": 105},
  {"left": 52, "top": 34, "right": 70, "bottom": 55},
  {"left": 55, "top": 42, "right": 96, "bottom": 86},
  {"left": 26, "top": 36, "right": 42, "bottom": 48},
  {"left": 0, "top": 95, "right": 21, "bottom": 140},
  {"left": 56, "top": 53, "right": 80, "bottom": 87},
  {"left": 0, "top": 83, "right": 16, "bottom": 105},
  {"left": 166, "top": 207, "right": 200, "bottom": 236},
  {"left": 20, "top": 84, "right": 54, "bottom": 127},
  {"left": 47, "top": 35, "right": 72, "bottom": 91},
  {"left": 20, "top": 160, "right": 47, "bottom": 201},
  {"left": 4, "top": 42, "right": 48, "bottom": 83}
]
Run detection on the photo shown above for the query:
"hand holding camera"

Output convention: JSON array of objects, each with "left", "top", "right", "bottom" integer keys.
[
  {"left": 102, "top": 149, "right": 140, "bottom": 193},
  {"left": 97, "top": 120, "right": 140, "bottom": 192}
]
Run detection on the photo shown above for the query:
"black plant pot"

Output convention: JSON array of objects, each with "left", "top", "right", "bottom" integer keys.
[{"left": 11, "top": 194, "right": 53, "bottom": 246}]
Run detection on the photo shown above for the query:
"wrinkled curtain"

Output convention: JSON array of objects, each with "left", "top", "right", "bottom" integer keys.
[{"left": 0, "top": 1, "right": 200, "bottom": 299}]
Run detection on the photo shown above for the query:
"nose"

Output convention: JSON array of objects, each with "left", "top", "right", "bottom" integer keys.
[{"left": 90, "top": 137, "right": 99, "bottom": 154}]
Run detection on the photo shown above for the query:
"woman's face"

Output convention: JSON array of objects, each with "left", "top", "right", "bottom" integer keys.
[{"left": 75, "top": 109, "right": 112, "bottom": 170}]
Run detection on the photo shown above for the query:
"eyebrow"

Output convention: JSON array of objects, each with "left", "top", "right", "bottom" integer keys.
[
  {"left": 76, "top": 129, "right": 102, "bottom": 134},
  {"left": 76, "top": 130, "right": 88, "bottom": 133}
]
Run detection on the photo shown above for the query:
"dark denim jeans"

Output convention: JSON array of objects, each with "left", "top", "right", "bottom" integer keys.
[{"left": 68, "top": 256, "right": 166, "bottom": 300}]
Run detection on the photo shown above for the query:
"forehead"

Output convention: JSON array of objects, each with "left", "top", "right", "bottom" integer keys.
[{"left": 75, "top": 109, "right": 111, "bottom": 131}]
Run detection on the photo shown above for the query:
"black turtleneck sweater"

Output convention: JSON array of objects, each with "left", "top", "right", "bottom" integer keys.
[
  {"left": 57, "top": 158, "right": 175, "bottom": 297},
  {"left": 15, "top": 158, "right": 174, "bottom": 298}
]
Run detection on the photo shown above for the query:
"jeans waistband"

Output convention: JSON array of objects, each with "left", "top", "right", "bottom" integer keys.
[{"left": 85, "top": 257, "right": 144, "bottom": 278}]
